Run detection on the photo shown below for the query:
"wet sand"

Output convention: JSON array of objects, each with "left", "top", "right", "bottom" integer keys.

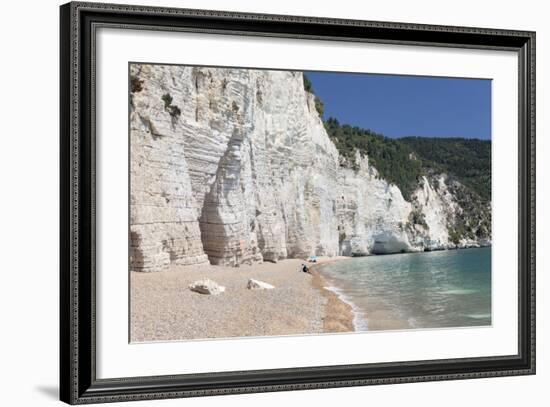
[{"left": 130, "top": 257, "right": 354, "bottom": 342}]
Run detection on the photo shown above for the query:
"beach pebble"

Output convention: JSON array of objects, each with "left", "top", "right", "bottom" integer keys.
[
  {"left": 247, "top": 279, "right": 275, "bottom": 290},
  {"left": 189, "top": 279, "right": 226, "bottom": 295}
]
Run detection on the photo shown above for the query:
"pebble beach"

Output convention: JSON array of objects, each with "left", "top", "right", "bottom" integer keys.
[{"left": 130, "top": 257, "right": 354, "bottom": 342}]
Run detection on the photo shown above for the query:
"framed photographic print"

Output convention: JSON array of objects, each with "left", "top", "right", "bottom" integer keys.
[{"left": 60, "top": 1, "right": 536, "bottom": 404}]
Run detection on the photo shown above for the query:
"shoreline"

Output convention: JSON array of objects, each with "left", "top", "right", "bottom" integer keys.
[
  {"left": 353, "top": 243, "right": 491, "bottom": 258},
  {"left": 310, "top": 269, "right": 357, "bottom": 333},
  {"left": 307, "top": 246, "right": 492, "bottom": 332},
  {"left": 308, "top": 258, "right": 356, "bottom": 334}
]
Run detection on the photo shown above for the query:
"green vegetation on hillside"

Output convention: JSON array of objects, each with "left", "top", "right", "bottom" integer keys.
[
  {"left": 303, "top": 73, "right": 491, "bottom": 209},
  {"left": 399, "top": 137, "right": 491, "bottom": 201},
  {"left": 323, "top": 117, "right": 492, "bottom": 204},
  {"left": 324, "top": 117, "right": 423, "bottom": 200},
  {"left": 445, "top": 179, "right": 491, "bottom": 244}
]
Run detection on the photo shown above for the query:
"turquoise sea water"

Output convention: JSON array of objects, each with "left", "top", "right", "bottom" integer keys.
[{"left": 318, "top": 247, "right": 491, "bottom": 331}]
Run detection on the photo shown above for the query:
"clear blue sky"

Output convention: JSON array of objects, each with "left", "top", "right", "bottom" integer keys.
[{"left": 306, "top": 71, "right": 492, "bottom": 140}]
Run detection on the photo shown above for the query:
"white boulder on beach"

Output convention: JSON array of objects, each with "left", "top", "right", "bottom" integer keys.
[
  {"left": 247, "top": 279, "right": 275, "bottom": 290},
  {"left": 188, "top": 279, "right": 226, "bottom": 295}
]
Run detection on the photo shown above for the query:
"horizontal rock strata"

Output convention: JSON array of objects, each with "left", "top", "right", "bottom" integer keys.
[{"left": 130, "top": 64, "right": 491, "bottom": 272}]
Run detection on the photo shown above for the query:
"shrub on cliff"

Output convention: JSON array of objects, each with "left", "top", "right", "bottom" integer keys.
[
  {"left": 161, "top": 92, "right": 182, "bottom": 118},
  {"left": 314, "top": 96, "right": 325, "bottom": 118},
  {"left": 303, "top": 74, "right": 325, "bottom": 118},
  {"left": 130, "top": 75, "right": 143, "bottom": 93},
  {"left": 303, "top": 74, "right": 313, "bottom": 93}
]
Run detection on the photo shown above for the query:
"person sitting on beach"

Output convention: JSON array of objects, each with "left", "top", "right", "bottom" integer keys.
[{"left": 301, "top": 263, "right": 310, "bottom": 274}]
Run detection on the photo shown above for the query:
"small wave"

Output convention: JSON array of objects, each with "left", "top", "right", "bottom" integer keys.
[
  {"left": 440, "top": 289, "right": 477, "bottom": 295},
  {"left": 323, "top": 285, "right": 368, "bottom": 332},
  {"left": 466, "top": 313, "right": 491, "bottom": 319},
  {"left": 407, "top": 317, "right": 419, "bottom": 329}
]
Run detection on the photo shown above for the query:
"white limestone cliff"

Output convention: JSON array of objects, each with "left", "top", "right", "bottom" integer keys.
[{"left": 130, "top": 64, "right": 491, "bottom": 272}]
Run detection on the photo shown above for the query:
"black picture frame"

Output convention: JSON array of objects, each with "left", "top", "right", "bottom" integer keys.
[{"left": 60, "top": 1, "right": 536, "bottom": 404}]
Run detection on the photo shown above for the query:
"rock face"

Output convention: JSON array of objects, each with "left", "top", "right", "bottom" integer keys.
[
  {"left": 189, "top": 279, "right": 226, "bottom": 295},
  {"left": 130, "top": 64, "right": 491, "bottom": 272}
]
